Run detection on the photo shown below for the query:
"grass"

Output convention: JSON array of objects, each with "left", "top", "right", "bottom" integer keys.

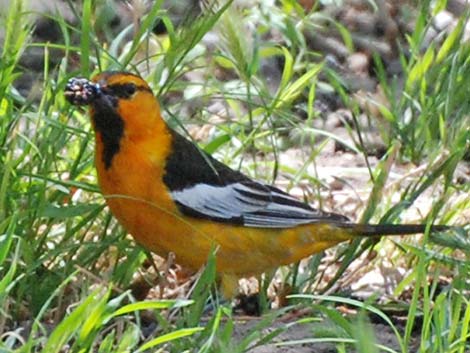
[{"left": 1, "top": 0, "right": 470, "bottom": 352}]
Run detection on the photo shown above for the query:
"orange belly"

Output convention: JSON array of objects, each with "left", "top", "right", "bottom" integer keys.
[{"left": 103, "top": 194, "right": 347, "bottom": 275}]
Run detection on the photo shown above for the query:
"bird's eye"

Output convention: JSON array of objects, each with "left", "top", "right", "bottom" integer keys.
[
  {"left": 106, "top": 82, "right": 139, "bottom": 99},
  {"left": 123, "top": 83, "right": 136, "bottom": 96}
]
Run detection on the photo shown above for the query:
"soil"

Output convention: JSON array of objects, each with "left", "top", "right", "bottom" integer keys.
[{"left": 229, "top": 313, "right": 417, "bottom": 353}]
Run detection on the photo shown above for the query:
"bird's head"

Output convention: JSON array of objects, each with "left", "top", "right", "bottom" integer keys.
[
  {"left": 65, "top": 71, "right": 162, "bottom": 139},
  {"left": 65, "top": 71, "right": 168, "bottom": 168}
]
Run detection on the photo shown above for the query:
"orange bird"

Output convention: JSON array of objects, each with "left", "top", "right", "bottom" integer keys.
[{"left": 65, "top": 71, "right": 448, "bottom": 295}]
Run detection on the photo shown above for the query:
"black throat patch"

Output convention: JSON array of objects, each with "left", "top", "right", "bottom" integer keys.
[{"left": 92, "top": 96, "right": 124, "bottom": 169}]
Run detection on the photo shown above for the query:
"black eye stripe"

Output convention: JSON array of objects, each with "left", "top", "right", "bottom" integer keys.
[{"left": 105, "top": 83, "right": 152, "bottom": 98}]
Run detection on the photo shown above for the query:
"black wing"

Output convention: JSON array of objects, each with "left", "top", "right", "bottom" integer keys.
[
  {"left": 171, "top": 180, "right": 349, "bottom": 228},
  {"left": 164, "top": 130, "right": 349, "bottom": 228}
]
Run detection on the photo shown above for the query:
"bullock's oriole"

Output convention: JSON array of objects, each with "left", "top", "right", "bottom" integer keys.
[{"left": 64, "top": 71, "right": 449, "bottom": 295}]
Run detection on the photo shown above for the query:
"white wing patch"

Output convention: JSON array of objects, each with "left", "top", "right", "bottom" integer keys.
[
  {"left": 171, "top": 183, "right": 267, "bottom": 220},
  {"left": 171, "top": 181, "right": 342, "bottom": 228}
]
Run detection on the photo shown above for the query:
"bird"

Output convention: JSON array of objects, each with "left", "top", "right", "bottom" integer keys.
[{"left": 64, "top": 71, "right": 449, "bottom": 296}]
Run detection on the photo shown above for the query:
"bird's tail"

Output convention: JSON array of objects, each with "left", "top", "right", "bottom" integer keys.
[{"left": 339, "top": 223, "right": 451, "bottom": 236}]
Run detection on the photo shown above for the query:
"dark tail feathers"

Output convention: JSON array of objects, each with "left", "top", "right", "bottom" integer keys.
[{"left": 339, "top": 223, "right": 451, "bottom": 236}]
